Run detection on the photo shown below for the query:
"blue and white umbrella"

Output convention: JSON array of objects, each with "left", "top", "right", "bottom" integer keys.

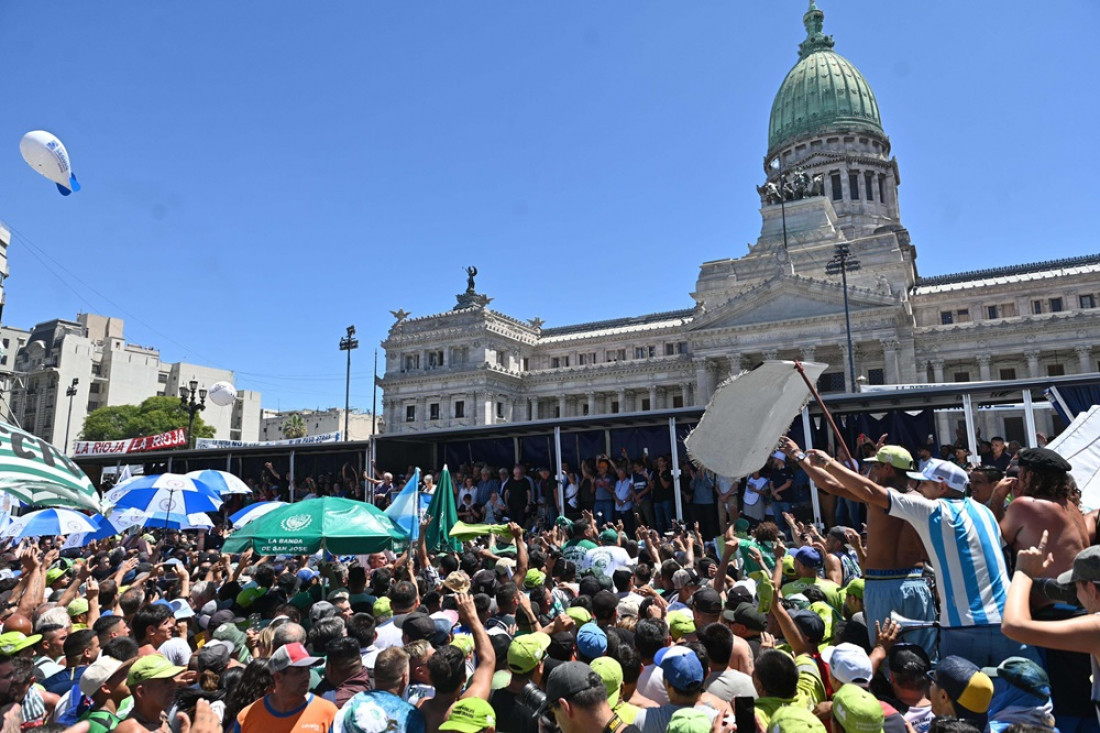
[
  {"left": 108, "top": 474, "right": 223, "bottom": 523},
  {"left": 1, "top": 508, "right": 97, "bottom": 539},
  {"left": 136, "top": 511, "right": 214, "bottom": 531},
  {"left": 62, "top": 508, "right": 149, "bottom": 549},
  {"left": 228, "top": 501, "right": 287, "bottom": 527},
  {"left": 185, "top": 470, "right": 252, "bottom": 496}
]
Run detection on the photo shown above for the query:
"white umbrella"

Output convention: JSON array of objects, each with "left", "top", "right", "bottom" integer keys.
[
  {"left": 184, "top": 470, "right": 252, "bottom": 496},
  {"left": 228, "top": 501, "right": 287, "bottom": 527},
  {"left": 2, "top": 508, "right": 97, "bottom": 539}
]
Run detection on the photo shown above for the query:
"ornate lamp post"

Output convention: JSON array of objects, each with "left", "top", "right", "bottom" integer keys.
[
  {"left": 826, "top": 243, "right": 861, "bottom": 392},
  {"left": 339, "top": 326, "right": 358, "bottom": 441},
  {"left": 179, "top": 380, "right": 206, "bottom": 449},
  {"left": 63, "top": 378, "right": 79, "bottom": 453}
]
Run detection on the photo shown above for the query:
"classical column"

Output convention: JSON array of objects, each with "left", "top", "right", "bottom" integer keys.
[
  {"left": 728, "top": 353, "right": 744, "bottom": 378},
  {"left": 558, "top": 395, "right": 567, "bottom": 418},
  {"left": 679, "top": 381, "right": 692, "bottom": 407},
  {"left": 1076, "top": 345, "right": 1094, "bottom": 374},
  {"left": 1025, "top": 350, "right": 1041, "bottom": 379},
  {"left": 800, "top": 346, "right": 816, "bottom": 363},
  {"left": 881, "top": 339, "right": 900, "bottom": 384},
  {"left": 586, "top": 392, "right": 596, "bottom": 416},
  {"left": 648, "top": 386, "right": 658, "bottom": 411},
  {"left": 616, "top": 388, "right": 627, "bottom": 413},
  {"left": 976, "top": 354, "right": 992, "bottom": 382},
  {"left": 694, "top": 359, "right": 710, "bottom": 404},
  {"left": 840, "top": 345, "right": 854, "bottom": 391},
  {"left": 529, "top": 398, "right": 539, "bottom": 421},
  {"left": 415, "top": 397, "right": 426, "bottom": 426}
]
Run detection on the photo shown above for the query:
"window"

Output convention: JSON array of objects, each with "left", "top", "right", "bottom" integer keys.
[
  {"left": 999, "top": 368, "right": 1017, "bottom": 381},
  {"left": 672, "top": 395, "right": 684, "bottom": 408},
  {"left": 1050, "top": 297, "right": 1064, "bottom": 313},
  {"left": 581, "top": 403, "right": 589, "bottom": 416},
  {"left": 954, "top": 371, "right": 970, "bottom": 383},
  {"left": 831, "top": 173, "right": 842, "bottom": 201},
  {"left": 454, "top": 400, "right": 465, "bottom": 419},
  {"left": 495, "top": 351, "right": 505, "bottom": 366},
  {"left": 878, "top": 175, "right": 885, "bottom": 203},
  {"left": 956, "top": 309, "right": 971, "bottom": 323},
  {"left": 865, "top": 172, "right": 874, "bottom": 202},
  {"left": 849, "top": 172, "right": 860, "bottom": 200},
  {"left": 664, "top": 342, "right": 687, "bottom": 355},
  {"left": 641, "top": 398, "right": 651, "bottom": 411},
  {"left": 611, "top": 401, "right": 620, "bottom": 414},
  {"left": 1, "top": 339, "right": 7, "bottom": 349},
  {"left": 429, "top": 403, "right": 440, "bottom": 420},
  {"left": 1032, "top": 300, "right": 1043, "bottom": 315},
  {"left": 521, "top": 358, "right": 529, "bottom": 371},
  {"left": 405, "top": 405, "right": 416, "bottom": 422},
  {"left": 665, "top": 343, "right": 676, "bottom": 356},
  {"left": 940, "top": 311, "right": 954, "bottom": 325},
  {"left": 158, "top": 373, "right": 168, "bottom": 383},
  {"left": 818, "top": 372, "right": 846, "bottom": 393},
  {"left": 634, "top": 345, "right": 656, "bottom": 359},
  {"left": 868, "top": 368, "right": 885, "bottom": 385},
  {"left": 1047, "top": 364, "right": 1065, "bottom": 377},
  {"left": 404, "top": 354, "right": 420, "bottom": 371},
  {"left": 496, "top": 402, "right": 505, "bottom": 419},
  {"left": 607, "top": 349, "right": 626, "bottom": 362},
  {"left": 551, "top": 356, "right": 569, "bottom": 369},
  {"left": 89, "top": 383, "right": 100, "bottom": 394},
  {"left": 987, "top": 305, "right": 999, "bottom": 320},
  {"left": 578, "top": 352, "right": 597, "bottom": 365},
  {"left": 1080, "top": 294, "right": 1096, "bottom": 309}
]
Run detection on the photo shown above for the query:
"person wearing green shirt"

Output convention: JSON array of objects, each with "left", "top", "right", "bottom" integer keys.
[
  {"left": 751, "top": 650, "right": 822, "bottom": 726},
  {"left": 780, "top": 547, "right": 844, "bottom": 615},
  {"left": 78, "top": 655, "right": 134, "bottom": 733},
  {"left": 561, "top": 518, "right": 599, "bottom": 565}
]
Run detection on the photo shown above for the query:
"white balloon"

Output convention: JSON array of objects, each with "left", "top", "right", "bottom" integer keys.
[
  {"left": 208, "top": 381, "right": 237, "bottom": 407},
  {"left": 20, "top": 130, "right": 81, "bottom": 196}
]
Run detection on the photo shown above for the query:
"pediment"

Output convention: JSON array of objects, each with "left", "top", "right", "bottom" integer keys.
[{"left": 690, "top": 274, "right": 896, "bottom": 330}]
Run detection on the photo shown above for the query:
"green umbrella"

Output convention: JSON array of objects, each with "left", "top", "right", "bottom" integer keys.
[
  {"left": 222, "top": 496, "right": 407, "bottom": 555},
  {"left": 425, "top": 465, "right": 460, "bottom": 553},
  {"left": 0, "top": 421, "right": 101, "bottom": 513}
]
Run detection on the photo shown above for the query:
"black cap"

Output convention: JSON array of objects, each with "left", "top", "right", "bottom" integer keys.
[
  {"left": 730, "top": 602, "right": 768, "bottom": 632},
  {"left": 692, "top": 587, "right": 722, "bottom": 614},
  {"left": 402, "top": 613, "right": 436, "bottom": 642},
  {"left": 724, "top": 585, "right": 753, "bottom": 610},
  {"left": 789, "top": 609, "right": 826, "bottom": 642},
  {"left": 545, "top": 661, "right": 602, "bottom": 704},
  {"left": 1017, "top": 447, "right": 1072, "bottom": 472}
]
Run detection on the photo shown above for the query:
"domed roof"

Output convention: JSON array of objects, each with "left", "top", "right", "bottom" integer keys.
[{"left": 768, "top": 2, "right": 883, "bottom": 155}]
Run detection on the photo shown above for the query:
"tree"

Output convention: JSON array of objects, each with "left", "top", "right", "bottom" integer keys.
[
  {"left": 81, "top": 396, "right": 216, "bottom": 442},
  {"left": 282, "top": 413, "right": 307, "bottom": 439}
]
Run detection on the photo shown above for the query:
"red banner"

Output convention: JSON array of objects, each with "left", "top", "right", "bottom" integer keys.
[{"left": 72, "top": 428, "right": 187, "bottom": 456}]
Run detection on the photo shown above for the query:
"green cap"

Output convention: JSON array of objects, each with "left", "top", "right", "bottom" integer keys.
[
  {"left": 599, "top": 528, "right": 619, "bottom": 544},
  {"left": 373, "top": 597, "right": 392, "bottom": 619},
  {"left": 767, "top": 705, "right": 827, "bottom": 733},
  {"left": 782, "top": 554, "right": 796, "bottom": 579},
  {"left": 589, "top": 657, "right": 623, "bottom": 707},
  {"left": 734, "top": 518, "right": 751, "bottom": 533},
  {"left": 67, "top": 599, "right": 89, "bottom": 617},
  {"left": 507, "top": 632, "right": 551, "bottom": 674},
  {"left": 523, "top": 569, "right": 546, "bottom": 590},
  {"left": 669, "top": 709, "right": 714, "bottom": 733},
  {"left": 565, "top": 607, "right": 592, "bottom": 625},
  {"left": 668, "top": 609, "right": 696, "bottom": 640},
  {"left": 127, "top": 654, "right": 185, "bottom": 686},
  {"left": 45, "top": 568, "right": 66, "bottom": 585},
  {"left": 832, "top": 683, "right": 885, "bottom": 733},
  {"left": 212, "top": 623, "right": 246, "bottom": 652},
  {"left": 845, "top": 578, "right": 865, "bottom": 600},
  {"left": 439, "top": 698, "right": 496, "bottom": 733},
  {"left": 450, "top": 634, "right": 474, "bottom": 656},
  {"left": 0, "top": 631, "right": 41, "bottom": 655},
  {"left": 865, "top": 446, "right": 914, "bottom": 471}
]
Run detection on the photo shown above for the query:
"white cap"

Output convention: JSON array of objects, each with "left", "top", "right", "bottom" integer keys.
[
  {"left": 80, "top": 655, "right": 128, "bottom": 697},
  {"left": 906, "top": 458, "right": 968, "bottom": 493},
  {"left": 824, "top": 643, "right": 873, "bottom": 686}
]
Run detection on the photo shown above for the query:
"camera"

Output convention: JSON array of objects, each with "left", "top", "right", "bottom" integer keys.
[{"left": 520, "top": 681, "right": 548, "bottom": 714}]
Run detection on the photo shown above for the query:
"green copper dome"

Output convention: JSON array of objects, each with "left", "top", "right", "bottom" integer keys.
[{"left": 767, "top": 2, "right": 883, "bottom": 155}]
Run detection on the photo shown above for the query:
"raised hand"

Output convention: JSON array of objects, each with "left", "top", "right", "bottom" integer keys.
[
  {"left": 1016, "top": 530, "right": 1054, "bottom": 578},
  {"left": 874, "top": 618, "right": 901, "bottom": 651}
]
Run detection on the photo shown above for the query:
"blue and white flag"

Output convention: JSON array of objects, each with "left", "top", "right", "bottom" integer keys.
[{"left": 385, "top": 469, "right": 422, "bottom": 541}]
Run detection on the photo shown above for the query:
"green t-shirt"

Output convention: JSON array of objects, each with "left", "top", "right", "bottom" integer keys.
[
  {"left": 562, "top": 539, "right": 597, "bottom": 565},
  {"left": 738, "top": 537, "right": 776, "bottom": 575},
  {"left": 781, "top": 577, "right": 844, "bottom": 615},
  {"left": 80, "top": 708, "right": 122, "bottom": 733},
  {"left": 754, "top": 654, "right": 825, "bottom": 725}
]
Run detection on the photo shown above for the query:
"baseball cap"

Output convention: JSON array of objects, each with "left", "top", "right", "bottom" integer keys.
[
  {"left": 599, "top": 528, "right": 619, "bottom": 544},
  {"left": 197, "top": 641, "right": 233, "bottom": 673},
  {"left": 1057, "top": 545, "right": 1100, "bottom": 586},
  {"left": 660, "top": 649, "right": 704, "bottom": 691},
  {"left": 672, "top": 568, "right": 701, "bottom": 591},
  {"left": 310, "top": 600, "right": 337, "bottom": 624},
  {"left": 270, "top": 642, "right": 321, "bottom": 672},
  {"left": 127, "top": 654, "right": 185, "bottom": 686},
  {"left": 565, "top": 607, "right": 592, "bottom": 626},
  {"left": 576, "top": 623, "right": 608, "bottom": 659},
  {"left": 402, "top": 613, "right": 437, "bottom": 642},
  {"left": 296, "top": 568, "right": 317, "bottom": 583},
  {"left": 929, "top": 656, "right": 993, "bottom": 721},
  {"left": 1016, "top": 447, "right": 1072, "bottom": 472},
  {"left": 211, "top": 623, "right": 247, "bottom": 654},
  {"left": 80, "top": 655, "right": 131, "bottom": 697},
  {"left": 524, "top": 569, "right": 546, "bottom": 590},
  {"left": 692, "top": 587, "right": 722, "bottom": 614},
  {"left": 824, "top": 643, "right": 873, "bottom": 686},
  {"left": 450, "top": 634, "right": 474, "bottom": 656},
  {"left": 844, "top": 578, "right": 865, "bottom": 600},
  {"left": 0, "top": 631, "right": 41, "bottom": 655},
  {"left": 733, "top": 518, "right": 751, "bottom": 533},
  {"left": 589, "top": 656, "right": 623, "bottom": 707},
  {"left": 789, "top": 609, "right": 826, "bottom": 643},
  {"left": 439, "top": 698, "right": 496, "bottom": 733},
  {"left": 508, "top": 632, "right": 551, "bottom": 674},
  {"left": 45, "top": 568, "right": 67, "bottom": 585},
  {"left": 67, "top": 599, "right": 89, "bottom": 617},
  {"left": 906, "top": 458, "right": 968, "bottom": 493},
  {"left": 792, "top": 546, "right": 823, "bottom": 569},
  {"left": 981, "top": 656, "right": 1051, "bottom": 700},
  {"left": 864, "top": 446, "right": 914, "bottom": 471},
  {"left": 767, "top": 705, "right": 827, "bottom": 733},
  {"left": 207, "top": 609, "right": 244, "bottom": 630},
  {"left": 668, "top": 609, "right": 696, "bottom": 640},
  {"left": 169, "top": 599, "right": 194, "bottom": 620},
  {"left": 832, "top": 683, "right": 885, "bottom": 733},
  {"left": 727, "top": 602, "right": 767, "bottom": 632},
  {"left": 669, "top": 709, "right": 714, "bottom": 733},
  {"left": 373, "top": 597, "right": 392, "bottom": 620},
  {"left": 545, "top": 661, "right": 602, "bottom": 704}
]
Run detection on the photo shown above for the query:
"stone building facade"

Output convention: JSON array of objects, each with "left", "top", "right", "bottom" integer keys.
[{"left": 379, "top": 3, "right": 1099, "bottom": 447}]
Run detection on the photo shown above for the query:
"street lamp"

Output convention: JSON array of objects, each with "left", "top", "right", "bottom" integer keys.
[
  {"left": 826, "top": 243, "right": 861, "bottom": 392},
  {"left": 63, "top": 378, "right": 79, "bottom": 454},
  {"left": 179, "top": 379, "right": 206, "bottom": 449},
  {"left": 339, "top": 326, "right": 358, "bottom": 441}
]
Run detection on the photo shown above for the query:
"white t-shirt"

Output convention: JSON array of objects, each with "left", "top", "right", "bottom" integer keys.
[
  {"left": 744, "top": 476, "right": 768, "bottom": 506},
  {"left": 582, "top": 545, "right": 634, "bottom": 578}
]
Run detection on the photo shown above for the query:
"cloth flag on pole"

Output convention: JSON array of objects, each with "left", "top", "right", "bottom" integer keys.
[
  {"left": 385, "top": 468, "right": 421, "bottom": 541},
  {"left": 425, "top": 465, "right": 460, "bottom": 553},
  {"left": 447, "top": 521, "right": 512, "bottom": 542}
]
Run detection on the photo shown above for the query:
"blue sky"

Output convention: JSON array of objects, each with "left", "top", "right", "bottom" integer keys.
[{"left": 0, "top": 2, "right": 1095, "bottom": 413}]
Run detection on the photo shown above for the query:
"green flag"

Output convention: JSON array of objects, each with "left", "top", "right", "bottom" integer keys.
[
  {"left": 425, "top": 465, "right": 461, "bottom": 553},
  {"left": 447, "top": 521, "right": 512, "bottom": 542}
]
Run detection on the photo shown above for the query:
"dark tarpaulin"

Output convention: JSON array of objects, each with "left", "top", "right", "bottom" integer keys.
[
  {"left": 443, "top": 438, "right": 515, "bottom": 470},
  {"left": 840, "top": 409, "right": 937, "bottom": 456},
  {"left": 520, "top": 435, "right": 553, "bottom": 467},
  {"left": 1052, "top": 384, "right": 1100, "bottom": 418}
]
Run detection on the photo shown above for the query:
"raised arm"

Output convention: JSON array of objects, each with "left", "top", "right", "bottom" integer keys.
[
  {"left": 455, "top": 592, "right": 496, "bottom": 700},
  {"left": 510, "top": 523, "right": 528, "bottom": 582},
  {"left": 712, "top": 526, "right": 738, "bottom": 595}
]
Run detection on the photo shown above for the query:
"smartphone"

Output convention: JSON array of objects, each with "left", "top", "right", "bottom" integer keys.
[{"left": 734, "top": 696, "right": 755, "bottom": 733}]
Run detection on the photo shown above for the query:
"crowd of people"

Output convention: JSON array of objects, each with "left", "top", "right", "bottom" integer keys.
[{"left": 2, "top": 427, "right": 1097, "bottom": 733}]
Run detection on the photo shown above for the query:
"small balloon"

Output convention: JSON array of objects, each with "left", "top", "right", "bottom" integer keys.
[
  {"left": 20, "top": 130, "right": 81, "bottom": 196},
  {"left": 207, "top": 381, "right": 237, "bottom": 407}
]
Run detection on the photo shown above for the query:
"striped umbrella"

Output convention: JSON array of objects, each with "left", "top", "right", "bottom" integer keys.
[
  {"left": 1, "top": 508, "right": 97, "bottom": 539},
  {"left": 228, "top": 501, "right": 287, "bottom": 527},
  {"left": 108, "top": 474, "right": 222, "bottom": 528},
  {"left": 0, "top": 422, "right": 101, "bottom": 513},
  {"left": 184, "top": 470, "right": 252, "bottom": 496},
  {"left": 62, "top": 508, "right": 150, "bottom": 549}
]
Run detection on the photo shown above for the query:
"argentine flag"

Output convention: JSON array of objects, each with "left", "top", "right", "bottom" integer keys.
[{"left": 385, "top": 468, "right": 430, "bottom": 541}]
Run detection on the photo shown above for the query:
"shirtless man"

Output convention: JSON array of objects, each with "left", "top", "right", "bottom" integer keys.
[
  {"left": 995, "top": 447, "right": 1095, "bottom": 726},
  {"left": 778, "top": 438, "right": 935, "bottom": 653}
]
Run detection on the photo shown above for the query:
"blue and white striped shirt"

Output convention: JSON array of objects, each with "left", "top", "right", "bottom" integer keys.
[{"left": 886, "top": 489, "right": 1008, "bottom": 628}]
